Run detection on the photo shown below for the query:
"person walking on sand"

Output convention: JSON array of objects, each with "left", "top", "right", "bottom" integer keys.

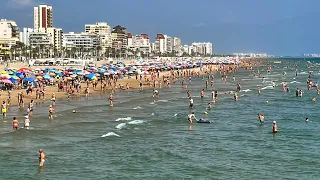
[
  {"left": 38, "top": 149, "right": 46, "bottom": 167},
  {"left": 2, "top": 101, "right": 7, "bottom": 119},
  {"left": 48, "top": 105, "right": 54, "bottom": 120}
]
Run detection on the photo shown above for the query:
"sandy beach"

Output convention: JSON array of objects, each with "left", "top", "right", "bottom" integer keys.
[{"left": 0, "top": 60, "right": 225, "bottom": 107}]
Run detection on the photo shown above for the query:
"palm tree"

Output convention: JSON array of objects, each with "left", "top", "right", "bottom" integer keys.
[{"left": 96, "top": 46, "right": 102, "bottom": 57}]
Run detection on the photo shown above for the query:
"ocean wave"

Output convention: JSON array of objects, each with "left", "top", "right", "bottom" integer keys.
[
  {"left": 158, "top": 99, "right": 168, "bottom": 102},
  {"left": 116, "top": 123, "right": 126, "bottom": 130},
  {"left": 289, "top": 81, "right": 300, "bottom": 84},
  {"left": 133, "top": 106, "right": 142, "bottom": 110},
  {"left": 115, "top": 117, "right": 132, "bottom": 121},
  {"left": 241, "top": 89, "right": 252, "bottom": 92},
  {"left": 128, "top": 120, "right": 144, "bottom": 125},
  {"left": 261, "top": 86, "right": 274, "bottom": 90},
  {"left": 101, "top": 132, "right": 120, "bottom": 137}
]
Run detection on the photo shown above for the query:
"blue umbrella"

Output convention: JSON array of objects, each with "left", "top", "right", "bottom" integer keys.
[
  {"left": 9, "top": 77, "right": 17, "bottom": 82},
  {"left": 85, "top": 73, "right": 95, "bottom": 79},
  {"left": 23, "top": 77, "right": 35, "bottom": 81}
]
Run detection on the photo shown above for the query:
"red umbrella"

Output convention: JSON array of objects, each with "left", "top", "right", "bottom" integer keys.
[{"left": 17, "top": 67, "right": 30, "bottom": 72}]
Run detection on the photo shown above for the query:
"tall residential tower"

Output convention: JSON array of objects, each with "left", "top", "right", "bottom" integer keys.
[{"left": 33, "top": 4, "right": 53, "bottom": 32}]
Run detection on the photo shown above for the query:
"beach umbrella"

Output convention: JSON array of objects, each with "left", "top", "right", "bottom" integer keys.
[
  {"left": 9, "top": 77, "right": 18, "bottom": 82},
  {"left": 43, "top": 74, "right": 51, "bottom": 79},
  {"left": 85, "top": 73, "right": 95, "bottom": 79},
  {"left": 23, "top": 77, "right": 35, "bottom": 81},
  {"left": 36, "top": 76, "right": 43, "bottom": 79},
  {"left": 11, "top": 75, "right": 19, "bottom": 80},
  {"left": 91, "top": 76, "right": 98, "bottom": 80},
  {"left": 1, "top": 70, "right": 8, "bottom": 74},
  {"left": 0, "top": 74, "right": 10, "bottom": 79},
  {"left": 0, "top": 79, "right": 12, "bottom": 84},
  {"left": 17, "top": 67, "right": 30, "bottom": 72}
]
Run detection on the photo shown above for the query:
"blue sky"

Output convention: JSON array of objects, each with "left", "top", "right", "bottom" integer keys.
[{"left": 2, "top": 0, "right": 320, "bottom": 55}]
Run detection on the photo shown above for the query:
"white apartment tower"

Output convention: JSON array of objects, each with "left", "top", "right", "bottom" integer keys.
[
  {"left": 154, "top": 34, "right": 166, "bottom": 54},
  {"left": 34, "top": 4, "right": 53, "bottom": 32},
  {"left": 47, "top": 27, "right": 62, "bottom": 51},
  {"left": 19, "top": 28, "right": 34, "bottom": 45}
]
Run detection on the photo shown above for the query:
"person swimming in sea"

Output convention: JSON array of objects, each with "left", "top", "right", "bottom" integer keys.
[{"left": 258, "top": 113, "right": 264, "bottom": 123}]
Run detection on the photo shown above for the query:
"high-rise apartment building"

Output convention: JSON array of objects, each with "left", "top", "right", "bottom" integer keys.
[
  {"left": 85, "top": 22, "right": 112, "bottom": 53},
  {"left": 127, "top": 33, "right": 151, "bottom": 54},
  {"left": 191, "top": 42, "right": 212, "bottom": 55},
  {"left": 47, "top": 27, "right": 62, "bottom": 51},
  {"left": 34, "top": 4, "right": 53, "bottom": 31},
  {"left": 154, "top": 34, "right": 166, "bottom": 54},
  {"left": 111, "top": 25, "right": 127, "bottom": 50}
]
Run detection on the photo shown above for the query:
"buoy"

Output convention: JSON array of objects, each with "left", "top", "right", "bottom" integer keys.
[
  {"left": 266, "top": 101, "right": 268, "bottom": 104},
  {"left": 72, "top": 110, "right": 76, "bottom": 113}
]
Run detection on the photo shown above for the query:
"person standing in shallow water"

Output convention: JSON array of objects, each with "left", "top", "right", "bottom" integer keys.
[
  {"left": 272, "top": 121, "right": 277, "bottom": 133},
  {"left": 38, "top": 149, "right": 46, "bottom": 167},
  {"left": 2, "top": 101, "right": 7, "bottom": 119}
]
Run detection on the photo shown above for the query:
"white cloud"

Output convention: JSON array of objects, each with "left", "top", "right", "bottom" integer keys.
[{"left": 7, "top": 0, "right": 35, "bottom": 8}]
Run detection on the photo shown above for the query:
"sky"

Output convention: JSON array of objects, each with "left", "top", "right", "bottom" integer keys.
[{"left": 1, "top": 0, "right": 320, "bottom": 55}]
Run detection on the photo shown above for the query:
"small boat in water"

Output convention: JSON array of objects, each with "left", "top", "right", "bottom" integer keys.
[{"left": 273, "top": 61, "right": 281, "bottom": 64}]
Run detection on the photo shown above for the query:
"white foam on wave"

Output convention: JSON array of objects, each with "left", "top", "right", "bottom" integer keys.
[
  {"left": 133, "top": 106, "right": 141, "bottom": 110},
  {"left": 300, "top": 72, "right": 308, "bottom": 75},
  {"left": 174, "top": 113, "right": 178, "bottom": 117},
  {"left": 128, "top": 120, "right": 144, "bottom": 125},
  {"left": 115, "top": 117, "right": 132, "bottom": 121},
  {"left": 290, "top": 81, "right": 300, "bottom": 84},
  {"left": 149, "top": 102, "right": 155, "bottom": 105},
  {"left": 241, "top": 79, "right": 252, "bottom": 81},
  {"left": 151, "top": 113, "right": 155, "bottom": 116},
  {"left": 158, "top": 99, "right": 168, "bottom": 102},
  {"left": 241, "top": 89, "right": 252, "bottom": 92},
  {"left": 101, "top": 132, "right": 120, "bottom": 137},
  {"left": 261, "top": 85, "right": 274, "bottom": 90},
  {"left": 116, "top": 123, "right": 127, "bottom": 129}
]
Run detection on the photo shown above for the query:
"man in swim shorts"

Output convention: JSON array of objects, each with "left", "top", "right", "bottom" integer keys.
[
  {"left": 189, "top": 97, "right": 194, "bottom": 108},
  {"left": 38, "top": 149, "right": 46, "bottom": 167}
]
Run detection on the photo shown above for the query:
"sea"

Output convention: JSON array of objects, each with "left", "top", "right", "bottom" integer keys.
[{"left": 0, "top": 58, "right": 320, "bottom": 180}]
